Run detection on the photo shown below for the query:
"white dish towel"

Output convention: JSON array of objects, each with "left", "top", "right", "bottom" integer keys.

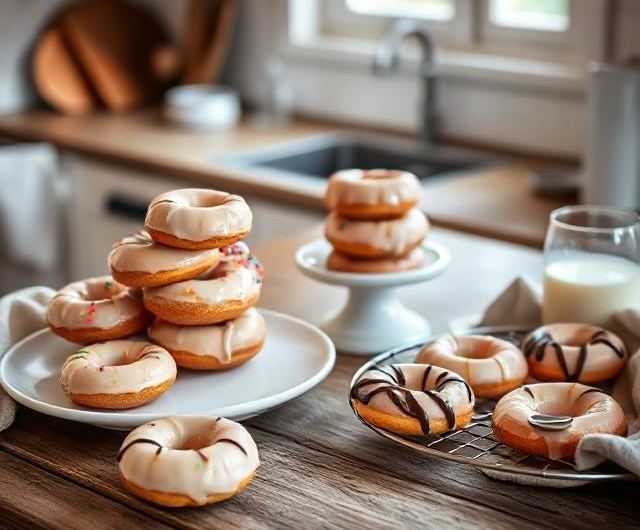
[
  {"left": 0, "top": 286, "right": 55, "bottom": 431},
  {"left": 0, "top": 143, "right": 62, "bottom": 271},
  {"left": 478, "top": 276, "right": 640, "bottom": 477}
]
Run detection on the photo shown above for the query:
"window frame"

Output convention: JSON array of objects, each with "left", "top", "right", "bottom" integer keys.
[{"left": 286, "top": 0, "right": 611, "bottom": 90}]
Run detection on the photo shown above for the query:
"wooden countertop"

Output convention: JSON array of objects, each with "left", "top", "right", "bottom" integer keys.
[
  {"left": 0, "top": 108, "right": 566, "bottom": 247},
  {"left": 1, "top": 227, "right": 636, "bottom": 530}
]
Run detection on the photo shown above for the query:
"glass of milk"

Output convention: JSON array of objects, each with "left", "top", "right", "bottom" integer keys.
[{"left": 543, "top": 205, "right": 640, "bottom": 326}]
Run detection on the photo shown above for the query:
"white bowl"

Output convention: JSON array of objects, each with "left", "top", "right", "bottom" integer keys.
[{"left": 164, "top": 84, "right": 241, "bottom": 130}]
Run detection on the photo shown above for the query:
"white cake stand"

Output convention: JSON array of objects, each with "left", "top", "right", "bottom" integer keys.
[{"left": 295, "top": 238, "right": 450, "bottom": 355}]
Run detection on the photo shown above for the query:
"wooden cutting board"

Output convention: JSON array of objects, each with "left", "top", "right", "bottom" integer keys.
[
  {"left": 32, "top": 0, "right": 177, "bottom": 114},
  {"left": 32, "top": 27, "right": 98, "bottom": 115},
  {"left": 181, "top": 0, "right": 238, "bottom": 84}
]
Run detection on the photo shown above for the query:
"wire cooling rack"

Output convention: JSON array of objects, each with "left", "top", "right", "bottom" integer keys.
[{"left": 348, "top": 326, "right": 637, "bottom": 485}]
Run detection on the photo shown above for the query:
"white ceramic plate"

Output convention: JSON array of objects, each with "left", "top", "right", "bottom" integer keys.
[
  {"left": 0, "top": 309, "right": 335, "bottom": 430},
  {"left": 295, "top": 238, "right": 450, "bottom": 288}
]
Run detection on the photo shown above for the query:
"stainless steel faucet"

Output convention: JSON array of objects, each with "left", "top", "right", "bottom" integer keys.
[{"left": 373, "top": 19, "right": 437, "bottom": 143}]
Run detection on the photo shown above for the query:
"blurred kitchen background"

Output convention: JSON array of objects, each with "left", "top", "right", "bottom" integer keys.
[{"left": 0, "top": 0, "right": 638, "bottom": 295}]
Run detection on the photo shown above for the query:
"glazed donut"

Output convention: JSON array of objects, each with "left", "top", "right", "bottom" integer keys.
[
  {"left": 327, "top": 247, "right": 424, "bottom": 274},
  {"left": 416, "top": 335, "right": 528, "bottom": 399},
  {"left": 351, "top": 363, "right": 475, "bottom": 436},
  {"left": 47, "top": 276, "right": 151, "bottom": 344},
  {"left": 145, "top": 189, "right": 252, "bottom": 250},
  {"left": 109, "top": 230, "right": 222, "bottom": 287},
  {"left": 143, "top": 254, "right": 264, "bottom": 325},
  {"left": 492, "top": 383, "right": 627, "bottom": 460},
  {"left": 117, "top": 415, "right": 259, "bottom": 507},
  {"left": 148, "top": 308, "right": 266, "bottom": 370},
  {"left": 325, "top": 209, "right": 428, "bottom": 259},
  {"left": 522, "top": 324, "right": 627, "bottom": 383},
  {"left": 60, "top": 340, "right": 177, "bottom": 409},
  {"left": 324, "top": 169, "right": 422, "bottom": 219}
]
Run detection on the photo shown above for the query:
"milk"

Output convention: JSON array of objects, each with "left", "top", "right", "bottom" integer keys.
[{"left": 543, "top": 252, "right": 640, "bottom": 326}]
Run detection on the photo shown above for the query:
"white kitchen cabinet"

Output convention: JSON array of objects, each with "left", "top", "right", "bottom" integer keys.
[{"left": 63, "top": 154, "right": 323, "bottom": 279}]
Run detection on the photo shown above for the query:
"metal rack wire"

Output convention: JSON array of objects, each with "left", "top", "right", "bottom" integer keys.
[{"left": 348, "top": 326, "right": 636, "bottom": 484}]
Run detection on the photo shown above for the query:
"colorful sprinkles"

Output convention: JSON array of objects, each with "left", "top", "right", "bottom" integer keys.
[
  {"left": 67, "top": 350, "right": 89, "bottom": 362},
  {"left": 248, "top": 257, "right": 264, "bottom": 283},
  {"left": 85, "top": 302, "right": 96, "bottom": 324}
]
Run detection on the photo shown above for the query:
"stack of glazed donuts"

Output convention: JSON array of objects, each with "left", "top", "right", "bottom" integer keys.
[
  {"left": 352, "top": 322, "right": 630, "bottom": 461},
  {"left": 48, "top": 188, "right": 265, "bottom": 410},
  {"left": 46, "top": 188, "right": 264, "bottom": 506},
  {"left": 48, "top": 188, "right": 266, "bottom": 411},
  {"left": 128, "top": 189, "right": 265, "bottom": 371},
  {"left": 324, "top": 169, "right": 429, "bottom": 273}
]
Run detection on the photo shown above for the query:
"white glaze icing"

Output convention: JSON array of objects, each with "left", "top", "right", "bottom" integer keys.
[
  {"left": 324, "top": 169, "right": 422, "bottom": 208},
  {"left": 60, "top": 340, "right": 176, "bottom": 395},
  {"left": 143, "top": 256, "right": 263, "bottom": 305},
  {"left": 522, "top": 323, "right": 627, "bottom": 381},
  {"left": 492, "top": 383, "right": 627, "bottom": 460},
  {"left": 47, "top": 276, "right": 145, "bottom": 330},
  {"left": 416, "top": 335, "right": 528, "bottom": 387},
  {"left": 148, "top": 308, "right": 265, "bottom": 363},
  {"left": 118, "top": 415, "right": 259, "bottom": 504},
  {"left": 325, "top": 208, "right": 428, "bottom": 256},
  {"left": 145, "top": 189, "right": 252, "bottom": 242},
  {"left": 109, "top": 230, "right": 220, "bottom": 274},
  {"left": 353, "top": 363, "right": 474, "bottom": 425}
]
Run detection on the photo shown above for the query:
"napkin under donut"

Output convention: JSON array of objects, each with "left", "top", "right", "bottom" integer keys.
[
  {"left": 0, "top": 286, "right": 55, "bottom": 431},
  {"left": 476, "top": 276, "right": 640, "bottom": 483}
]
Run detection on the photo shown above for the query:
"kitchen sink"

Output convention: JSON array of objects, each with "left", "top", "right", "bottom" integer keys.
[{"left": 217, "top": 131, "right": 501, "bottom": 181}]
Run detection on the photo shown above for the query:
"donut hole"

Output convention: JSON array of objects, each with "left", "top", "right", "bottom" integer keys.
[
  {"left": 84, "top": 279, "right": 122, "bottom": 301},
  {"left": 551, "top": 325, "right": 600, "bottom": 347},
  {"left": 530, "top": 388, "right": 596, "bottom": 419},
  {"left": 361, "top": 170, "right": 397, "bottom": 180},
  {"left": 175, "top": 430, "right": 218, "bottom": 451},
  {"left": 453, "top": 337, "right": 500, "bottom": 360},
  {"left": 189, "top": 192, "right": 230, "bottom": 209}
]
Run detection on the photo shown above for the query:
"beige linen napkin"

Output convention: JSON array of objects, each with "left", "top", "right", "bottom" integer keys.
[
  {"left": 477, "top": 277, "right": 640, "bottom": 478},
  {"left": 0, "top": 286, "right": 55, "bottom": 431}
]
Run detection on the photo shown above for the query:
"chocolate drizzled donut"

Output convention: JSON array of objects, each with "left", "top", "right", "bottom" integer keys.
[
  {"left": 352, "top": 364, "right": 473, "bottom": 435},
  {"left": 523, "top": 327, "right": 625, "bottom": 382}
]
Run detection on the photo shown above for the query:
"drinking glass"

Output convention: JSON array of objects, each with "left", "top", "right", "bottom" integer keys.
[{"left": 542, "top": 205, "right": 640, "bottom": 325}]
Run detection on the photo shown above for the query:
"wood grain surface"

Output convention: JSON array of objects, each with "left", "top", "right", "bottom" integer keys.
[{"left": 0, "top": 227, "right": 637, "bottom": 529}]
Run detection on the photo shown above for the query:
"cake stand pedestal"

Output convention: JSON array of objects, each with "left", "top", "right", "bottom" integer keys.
[{"left": 295, "top": 239, "right": 450, "bottom": 355}]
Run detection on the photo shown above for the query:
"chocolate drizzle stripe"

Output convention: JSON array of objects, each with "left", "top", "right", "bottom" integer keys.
[
  {"left": 388, "top": 365, "right": 406, "bottom": 386},
  {"left": 590, "top": 338, "right": 626, "bottom": 359},
  {"left": 434, "top": 371, "right": 450, "bottom": 386},
  {"left": 523, "top": 386, "right": 535, "bottom": 400},
  {"left": 424, "top": 390, "right": 455, "bottom": 429},
  {"left": 436, "top": 377, "right": 473, "bottom": 403},
  {"left": 421, "top": 365, "right": 433, "bottom": 392},
  {"left": 573, "top": 345, "right": 589, "bottom": 382},
  {"left": 390, "top": 389, "right": 431, "bottom": 435},
  {"left": 580, "top": 387, "right": 606, "bottom": 398},
  {"left": 117, "top": 438, "right": 163, "bottom": 462},
  {"left": 217, "top": 438, "right": 248, "bottom": 455}
]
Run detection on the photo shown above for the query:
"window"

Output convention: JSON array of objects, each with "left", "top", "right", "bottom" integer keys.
[
  {"left": 343, "top": 0, "right": 571, "bottom": 31},
  {"left": 346, "top": 0, "right": 455, "bottom": 21},
  {"left": 290, "top": 0, "right": 608, "bottom": 69},
  {"left": 489, "top": 0, "right": 570, "bottom": 32}
]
